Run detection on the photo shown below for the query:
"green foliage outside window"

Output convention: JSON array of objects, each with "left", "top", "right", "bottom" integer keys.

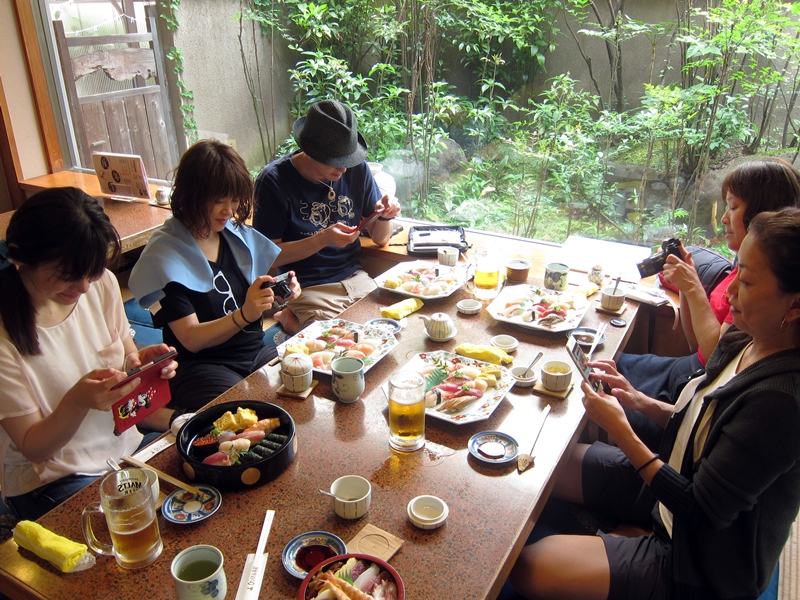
[{"left": 188, "top": 0, "right": 800, "bottom": 250}]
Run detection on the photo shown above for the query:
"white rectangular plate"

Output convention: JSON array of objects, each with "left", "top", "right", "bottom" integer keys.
[
  {"left": 375, "top": 260, "right": 466, "bottom": 299},
  {"left": 276, "top": 319, "right": 398, "bottom": 376},
  {"left": 396, "top": 351, "right": 513, "bottom": 425},
  {"left": 486, "top": 285, "right": 588, "bottom": 333}
]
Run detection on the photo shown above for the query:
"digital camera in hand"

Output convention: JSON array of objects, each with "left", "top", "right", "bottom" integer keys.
[
  {"left": 636, "top": 238, "right": 682, "bottom": 278},
  {"left": 261, "top": 272, "right": 292, "bottom": 300}
]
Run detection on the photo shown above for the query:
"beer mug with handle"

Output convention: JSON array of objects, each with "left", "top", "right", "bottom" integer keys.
[
  {"left": 82, "top": 468, "right": 163, "bottom": 569},
  {"left": 467, "top": 249, "right": 504, "bottom": 301}
]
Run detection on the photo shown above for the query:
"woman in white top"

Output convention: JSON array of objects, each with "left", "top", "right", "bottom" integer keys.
[{"left": 0, "top": 187, "right": 177, "bottom": 521}]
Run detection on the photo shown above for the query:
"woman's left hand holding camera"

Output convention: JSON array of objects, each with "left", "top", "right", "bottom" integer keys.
[{"left": 661, "top": 245, "right": 703, "bottom": 295}]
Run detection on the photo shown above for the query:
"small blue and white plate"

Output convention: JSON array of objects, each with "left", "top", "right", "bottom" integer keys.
[
  {"left": 365, "top": 318, "right": 402, "bottom": 334},
  {"left": 162, "top": 484, "right": 221, "bottom": 524},
  {"left": 282, "top": 531, "right": 347, "bottom": 579},
  {"left": 468, "top": 431, "right": 519, "bottom": 465}
]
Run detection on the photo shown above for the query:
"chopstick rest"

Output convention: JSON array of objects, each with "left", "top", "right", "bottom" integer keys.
[{"left": 13, "top": 520, "right": 96, "bottom": 573}]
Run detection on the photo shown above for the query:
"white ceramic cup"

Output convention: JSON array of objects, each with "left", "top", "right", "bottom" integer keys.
[
  {"left": 600, "top": 286, "right": 626, "bottom": 311},
  {"left": 330, "top": 357, "right": 365, "bottom": 403},
  {"left": 330, "top": 475, "right": 371, "bottom": 519},
  {"left": 544, "top": 262, "right": 570, "bottom": 291},
  {"left": 541, "top": 360, "right": 573, "bottom": 392},
  {"left": 437, "top": 247, "right": 458, "bottom": 266},
  {"left": 171, "top": 545, "right": 227, "bottom": 600}
]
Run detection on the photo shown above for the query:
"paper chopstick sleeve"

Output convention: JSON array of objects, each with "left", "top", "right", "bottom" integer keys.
[
  {"left": 13, "top": 520, "right": 95, "bottom": 573},
  {"left": 381, "top": 298, "right": 423, "bottom": 320}
]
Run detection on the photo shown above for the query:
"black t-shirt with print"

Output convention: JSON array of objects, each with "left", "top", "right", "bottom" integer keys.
[{"left": 153, "top": 235, "right": 264, "bottom": 368}]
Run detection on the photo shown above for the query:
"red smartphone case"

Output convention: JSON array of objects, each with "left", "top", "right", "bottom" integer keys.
[{"left": 111, "top": 354, "right": 174, "bottom": 435}]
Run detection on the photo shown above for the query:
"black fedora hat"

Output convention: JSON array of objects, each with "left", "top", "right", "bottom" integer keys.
[{"left": 292, "top": 100, "right": 368, "bottom": 169}]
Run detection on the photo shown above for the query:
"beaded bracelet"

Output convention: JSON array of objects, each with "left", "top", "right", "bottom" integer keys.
[
  {"left": 636, "top": 455, "right": 660, "bottom": 474},
  {"left": 231, "top": 310, "right": 246, "bottom": 331}
]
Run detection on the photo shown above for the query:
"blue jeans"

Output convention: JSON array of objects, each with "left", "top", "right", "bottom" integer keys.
[{"left": 5, "top": 431, "right": 162, "bottom": 521}]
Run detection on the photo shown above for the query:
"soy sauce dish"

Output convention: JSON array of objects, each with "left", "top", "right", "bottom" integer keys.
[
  {"left": 567, "top": 327, "right": 606, "bottom": 349},
  {"left": 176, "top": 400, "right": 297, "bottom": 489},
  {"left": 282, "top": 531, "right": 347, "bottom": 579}
]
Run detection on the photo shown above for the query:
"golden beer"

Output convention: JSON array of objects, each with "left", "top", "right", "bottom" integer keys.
[
  {"left": 388, "top": 371, "right": 426, "bottom": 451},
  {"left": 389, "top": 397, "right": 426, "bottom": 450},
  {"left": 108, "top": 513, "right": 162, "bottom": 566},
  {"left": 474, "top": 268, "right": 500, "bottom": 289},
  {"left": 83, "top": 468, "right": 163, "bottom": 569}
]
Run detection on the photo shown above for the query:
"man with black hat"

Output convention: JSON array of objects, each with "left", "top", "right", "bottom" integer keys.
[{"left": 254, "top": 100, "right": 401, "bottom": 334}]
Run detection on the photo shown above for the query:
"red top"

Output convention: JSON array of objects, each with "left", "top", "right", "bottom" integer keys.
[{"left": 698, "top": 267, "right": 737, "bottom": 365}]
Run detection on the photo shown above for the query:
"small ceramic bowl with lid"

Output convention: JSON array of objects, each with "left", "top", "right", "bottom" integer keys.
[
  {"left": 407, "top": 495, "right": 449, "bottom": 530},
  {"left": 491, "top": 334, "right": 519, "bottom": 353},
  {"left": 456, "top": 299, "right": 481, "bottom": 315}
]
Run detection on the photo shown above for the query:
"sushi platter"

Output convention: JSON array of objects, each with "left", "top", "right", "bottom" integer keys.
[
  {"left": 486, "top": 285, "right": 589, "bottom": 333},
  {"left": 374, "top": 260, "right": 466, "bottom": 299}
]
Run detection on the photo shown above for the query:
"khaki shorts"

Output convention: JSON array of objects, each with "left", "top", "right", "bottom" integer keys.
[{"left": 288, "top": 269, "right": 376, "bottom": 327}]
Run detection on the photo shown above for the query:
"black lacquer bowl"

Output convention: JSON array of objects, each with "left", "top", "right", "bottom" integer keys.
[{"left": 177, "top": 400, "right": 296, "bottom": 489}]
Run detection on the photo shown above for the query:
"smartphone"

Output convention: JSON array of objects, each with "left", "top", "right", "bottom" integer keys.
[
  {"left": 353, "top": 211, "right": 382, "bottom": 232},
  {"left": 111, "top": 349, "right": 177, "bottom": 390},
  {"left": 565, "top": 337, "right": 602, "bottom": 392}
]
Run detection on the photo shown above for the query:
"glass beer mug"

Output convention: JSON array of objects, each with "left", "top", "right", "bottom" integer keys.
[
  {"left": 468, "top": 249, "right": 504, "bottom": 301},
  {"left": 388, "top": 371, "right": 426, "bottom": 452},
  {"left": 83, "top": 468, "right": 163, "bottom": 569}
]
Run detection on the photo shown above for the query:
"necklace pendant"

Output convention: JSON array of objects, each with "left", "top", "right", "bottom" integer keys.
[{"left": 328, "top": 187, "right": 336, "bottom": 201}]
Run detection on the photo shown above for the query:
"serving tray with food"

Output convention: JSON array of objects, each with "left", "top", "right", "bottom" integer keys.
[
  {"left": 374, "top": 260, "right": 466, "bottom": 299},
  {"left": 176, "top": 401, "right": 297, "bottom": 489},
  {"left": 486, "top": 285, "right": 589, "bottom": 333},
  {"left": 276, "top": 319, "right": 398, "bottom": 376},
  {"left": 299, "top": 553, "right": 404, "bottom": 600},
  {"left": 392, "top": 350, "right": 513, "bottom": 425}
]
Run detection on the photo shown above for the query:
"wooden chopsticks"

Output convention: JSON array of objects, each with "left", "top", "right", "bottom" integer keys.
[{"left": 122, "top": 455, "right": 206, "bottom": 499}]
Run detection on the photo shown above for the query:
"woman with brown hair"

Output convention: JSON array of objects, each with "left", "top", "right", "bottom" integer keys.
[
  {"left": 130, "top": 140, "right": 299, "bottom": 413},
  {"left": 618, "top": 158, "right": 800, "bottom": 449}
]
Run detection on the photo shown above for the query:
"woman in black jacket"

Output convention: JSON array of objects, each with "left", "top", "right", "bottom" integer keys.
[{"left": 510, "top": 208, "right": 800, "bottom": 599}]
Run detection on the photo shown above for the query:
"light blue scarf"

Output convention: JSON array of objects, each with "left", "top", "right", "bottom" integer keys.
[{"left": 129, "top": 216, "right": 280, "bottom": 310}]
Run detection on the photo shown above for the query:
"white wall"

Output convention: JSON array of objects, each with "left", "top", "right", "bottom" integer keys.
[{"left": 0, "top": 0, "right": 49, "bottom": 182}]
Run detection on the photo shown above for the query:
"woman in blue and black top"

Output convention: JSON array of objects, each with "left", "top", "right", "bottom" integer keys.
[{"left": 130, "top": 140, "right": 300, "bottom": 413}]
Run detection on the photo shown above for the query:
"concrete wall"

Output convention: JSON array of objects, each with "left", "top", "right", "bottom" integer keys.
[
  {"left": 543, "top": 0, "right": 681, "bottom": 108},
  {"left": 165, "top": 1, "right": 294, "bottom": 170}
]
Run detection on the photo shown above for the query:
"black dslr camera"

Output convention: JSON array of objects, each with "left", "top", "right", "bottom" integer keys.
[
  {"left": 636, "top": 238, "right": 683, "bottom": 278},
  {"left": 260, "top": 272, "right": 292, "bottom": 302}
]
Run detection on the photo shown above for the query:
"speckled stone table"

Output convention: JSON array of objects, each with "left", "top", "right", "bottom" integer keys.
[{"left": 0, "top": 279, "right": 640, "bottom": 600}]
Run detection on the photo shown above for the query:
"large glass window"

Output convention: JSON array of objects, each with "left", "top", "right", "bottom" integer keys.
[{"left": 42, "top": 0, "right": 178, "bottom": 180}]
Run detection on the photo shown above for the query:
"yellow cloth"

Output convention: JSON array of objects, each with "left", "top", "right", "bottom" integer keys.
[
  {"left": 454, "top": 343, "right": 513, "bottom": 365},
  {"left": 13, "top": 520, "right": 89, "bottom": 573},
  {"left": 381, "top": 298, "right": 423, "bottom": 320}
]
